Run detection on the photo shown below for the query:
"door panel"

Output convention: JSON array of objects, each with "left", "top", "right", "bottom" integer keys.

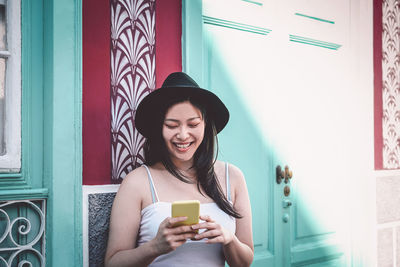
[
  {"left": 183, "top": 0, "right": 361, "bottom": 265},
  {"left": 201, "top": 12, "right": 278, "bottom": 265}
]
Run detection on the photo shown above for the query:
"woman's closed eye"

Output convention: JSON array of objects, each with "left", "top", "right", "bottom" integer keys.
[
  {"left": 188, "top": 123, "right": 200, "bottom": 128},
  {"left": 165, "top": 124, "right": 178, "bottom": 129},
  {"left": 164, "top": 122, "right": 200, "bottom": 129}
]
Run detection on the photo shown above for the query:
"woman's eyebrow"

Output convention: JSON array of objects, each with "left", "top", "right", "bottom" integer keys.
[
  {"left": 187, "top": 116, "right": 201, "bottom": 121},
  {"left": 164, "top": 118, "right": 179, "bottom": 122},
  {"left": 164, "top": 116, "right": 201, "bottom": 122}
]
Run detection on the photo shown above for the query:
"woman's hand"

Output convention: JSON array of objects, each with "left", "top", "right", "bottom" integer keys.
[
  {"left": 191, "top": 215, "right": 234, "bottom": 245},
  {"left": 151, "top": 216, "right": 197, "bottom": 255}
]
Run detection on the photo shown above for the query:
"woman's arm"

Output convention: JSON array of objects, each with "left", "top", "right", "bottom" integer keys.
[
  {"left": 104, "top": 168, "right": 156, "bottom": 267},
  {"left": 223, "top": 165, "right": 254, "bottom": 266},
  {"left": 104, "top": 167, "right": 196, "bottom": 267},
  {"left": 106, "top": 216, "right": 196, "bottom": 267},
  {"left": 192, "top": 164, "right": 254, "bottom": 267},
  {"left": 105, "top": 239, "right": 159, "bottom": 267}
]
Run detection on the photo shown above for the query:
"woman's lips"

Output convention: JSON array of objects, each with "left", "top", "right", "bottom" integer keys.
[{"left": 173, "top": 142, "right": 193, "bottom": 152}]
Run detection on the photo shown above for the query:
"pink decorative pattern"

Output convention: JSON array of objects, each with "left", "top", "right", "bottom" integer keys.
[
  {"left": 382, "top": 0, "right": 400, "bottom": 168},
  {"left": 111, "top": 0, "right": 155, "bottom": 181}
]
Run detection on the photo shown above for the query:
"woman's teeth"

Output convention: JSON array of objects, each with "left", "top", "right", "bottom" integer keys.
[{"left": 175, "top": 142, "right": 191, "bottom": 148}]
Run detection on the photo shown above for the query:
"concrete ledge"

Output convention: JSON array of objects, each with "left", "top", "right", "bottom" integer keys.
[{"left": 83, "top": 185, "right": 119, "bottom": 267}]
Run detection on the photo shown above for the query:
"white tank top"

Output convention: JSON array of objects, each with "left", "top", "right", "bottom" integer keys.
[{"left": 137, "top": 163, "right": 236, "bottom": 267}]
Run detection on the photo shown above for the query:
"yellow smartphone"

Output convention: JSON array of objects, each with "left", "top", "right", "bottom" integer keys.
[{"left": 171, "top": 200, "right": 200, "bottom": 227}]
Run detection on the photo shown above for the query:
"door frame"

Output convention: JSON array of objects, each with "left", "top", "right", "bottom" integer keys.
[{"left": 43, "top": 0, "right": 83, "bottom": 265}]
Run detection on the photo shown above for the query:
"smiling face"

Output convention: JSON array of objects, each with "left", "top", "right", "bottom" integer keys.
[{"left": 162, "top": 101, "right": 205, "bottom": 166}]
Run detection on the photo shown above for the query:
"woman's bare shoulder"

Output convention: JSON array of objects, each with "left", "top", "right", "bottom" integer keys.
[
  {"left": 117, "top": 165, "right": 150, "bottom": 200},
  {"left": 122, "top": 165, "right": 149, "bottom": 185},
  {"left": 213, "top": 160, "right": 227, "bottom": 180},
  {"left": 214, "top": 160, "right": 246, "bottom": 188},
  {"left": 225, "top": 162, "right": 248, "bottom": 193},
  {"left": 214, "top": 160, "right": 244, "bottom": 179}
]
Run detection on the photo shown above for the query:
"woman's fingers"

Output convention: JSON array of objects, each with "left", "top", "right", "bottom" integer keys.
[
  {"left": 174, "top": 232, "right": 197, "bottom": 241},
  {"left": 165, "top": 216, "right": 187, "bottom": 227},
  {"left": 199, "top": 215, "right": 215, "bottom": 222},
  {"left": 154, "top": 217, "right": 198, "bottom": 254},
  {"left": 204, "top": 236, "right": 224, "bottom": 244},
  {"left": 160, "top": 215, "right": 233, "bottom": 247},
  {"left": 192, "top": 214, "right": 218, "bottom": 230},
  {"left": 161, "top": 218, "right": 197, "bottom": 236},
  {"left": 170, "top": 224, "right": 197, "bottom": 235},
  {"left": 191, "top": 215, "right": 220, "bottom": 239},
  {"left": 191, "top": 222, "right": 217, "bottom": 231},
  {"left": 190, "top": 215, "right": 234, "bottom": 245},
  {"left": 194, "top": 229, "right": 221, "bottom": 239}
]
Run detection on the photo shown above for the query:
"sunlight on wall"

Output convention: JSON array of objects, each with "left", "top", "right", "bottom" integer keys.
[{"left": 200, "top": 0, "right": 374, "bottom": 264}]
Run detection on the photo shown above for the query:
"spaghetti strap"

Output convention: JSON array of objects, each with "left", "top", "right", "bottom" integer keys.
[
  {"left": 225, "top": 162, "right": 231, "bottom": 202},
  {"left": 142, "top": 165, "right": 159, "bottom": 203}
]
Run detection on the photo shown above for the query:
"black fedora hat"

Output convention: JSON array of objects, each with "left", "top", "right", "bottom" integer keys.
[{"left": 135, "top": 72, "right": 229, "bottom": 138}]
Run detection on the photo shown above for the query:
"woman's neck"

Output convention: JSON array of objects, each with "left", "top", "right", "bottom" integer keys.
[
  {"left": 173, "top": 160, "right": 192, "bottom": 171},
  {"left": 170, "top": 158, "right": 197, "bottom": 180}
]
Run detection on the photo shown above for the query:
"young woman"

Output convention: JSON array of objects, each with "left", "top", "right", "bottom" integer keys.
[{"left": 105, "top": 72, "right": 253, "bottom": 267}]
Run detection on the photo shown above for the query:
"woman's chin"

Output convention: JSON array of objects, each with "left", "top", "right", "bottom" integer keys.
[{"left": 170, "top": 153, "right": 195, "bottom": 165}]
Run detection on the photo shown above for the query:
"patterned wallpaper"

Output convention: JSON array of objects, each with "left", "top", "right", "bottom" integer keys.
[
  {"left": 110, "top": 0, "right": 155, "bottom": 181},
  {"left": 382, "top": 0, "right": 400, "bottom": 168}
]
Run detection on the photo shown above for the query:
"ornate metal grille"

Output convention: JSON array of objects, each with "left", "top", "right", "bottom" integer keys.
[{"left": 0, "top": 199, "right": 46, "bottom": 267}]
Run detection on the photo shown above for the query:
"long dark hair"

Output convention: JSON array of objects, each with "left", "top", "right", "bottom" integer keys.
[{"left": 143, "top": 96, "right": 242, "bottom": 219}]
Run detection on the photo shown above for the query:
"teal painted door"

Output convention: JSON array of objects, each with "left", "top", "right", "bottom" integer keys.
[
  {"left": 183, "top": 0, "right": 372, "bottom": 266},
  {"left": 0, "top": 1, "right": 82, "bottom": 266}
]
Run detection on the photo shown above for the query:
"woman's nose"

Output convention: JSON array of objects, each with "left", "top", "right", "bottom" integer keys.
[{"left": 177, "top": 126, "right": 189, "bottom": 139}]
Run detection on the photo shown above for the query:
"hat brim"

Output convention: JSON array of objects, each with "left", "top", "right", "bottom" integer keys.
[{"left": 135, "top": 86, "right": 229, "bottom": 138}]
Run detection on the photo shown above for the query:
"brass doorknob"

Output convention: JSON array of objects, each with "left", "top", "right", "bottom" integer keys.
[
  {"left": 276, "top": 165, "right": 293, "bottom": 184},
  {"left": 284, "top": 185, "right": 290, "bottom": 196},
  {"left": 276, "top": 165, "right": 284, "bottom": 184},
  {"left": 284, "top": 165, "right": 293, "bottom": 184}
]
